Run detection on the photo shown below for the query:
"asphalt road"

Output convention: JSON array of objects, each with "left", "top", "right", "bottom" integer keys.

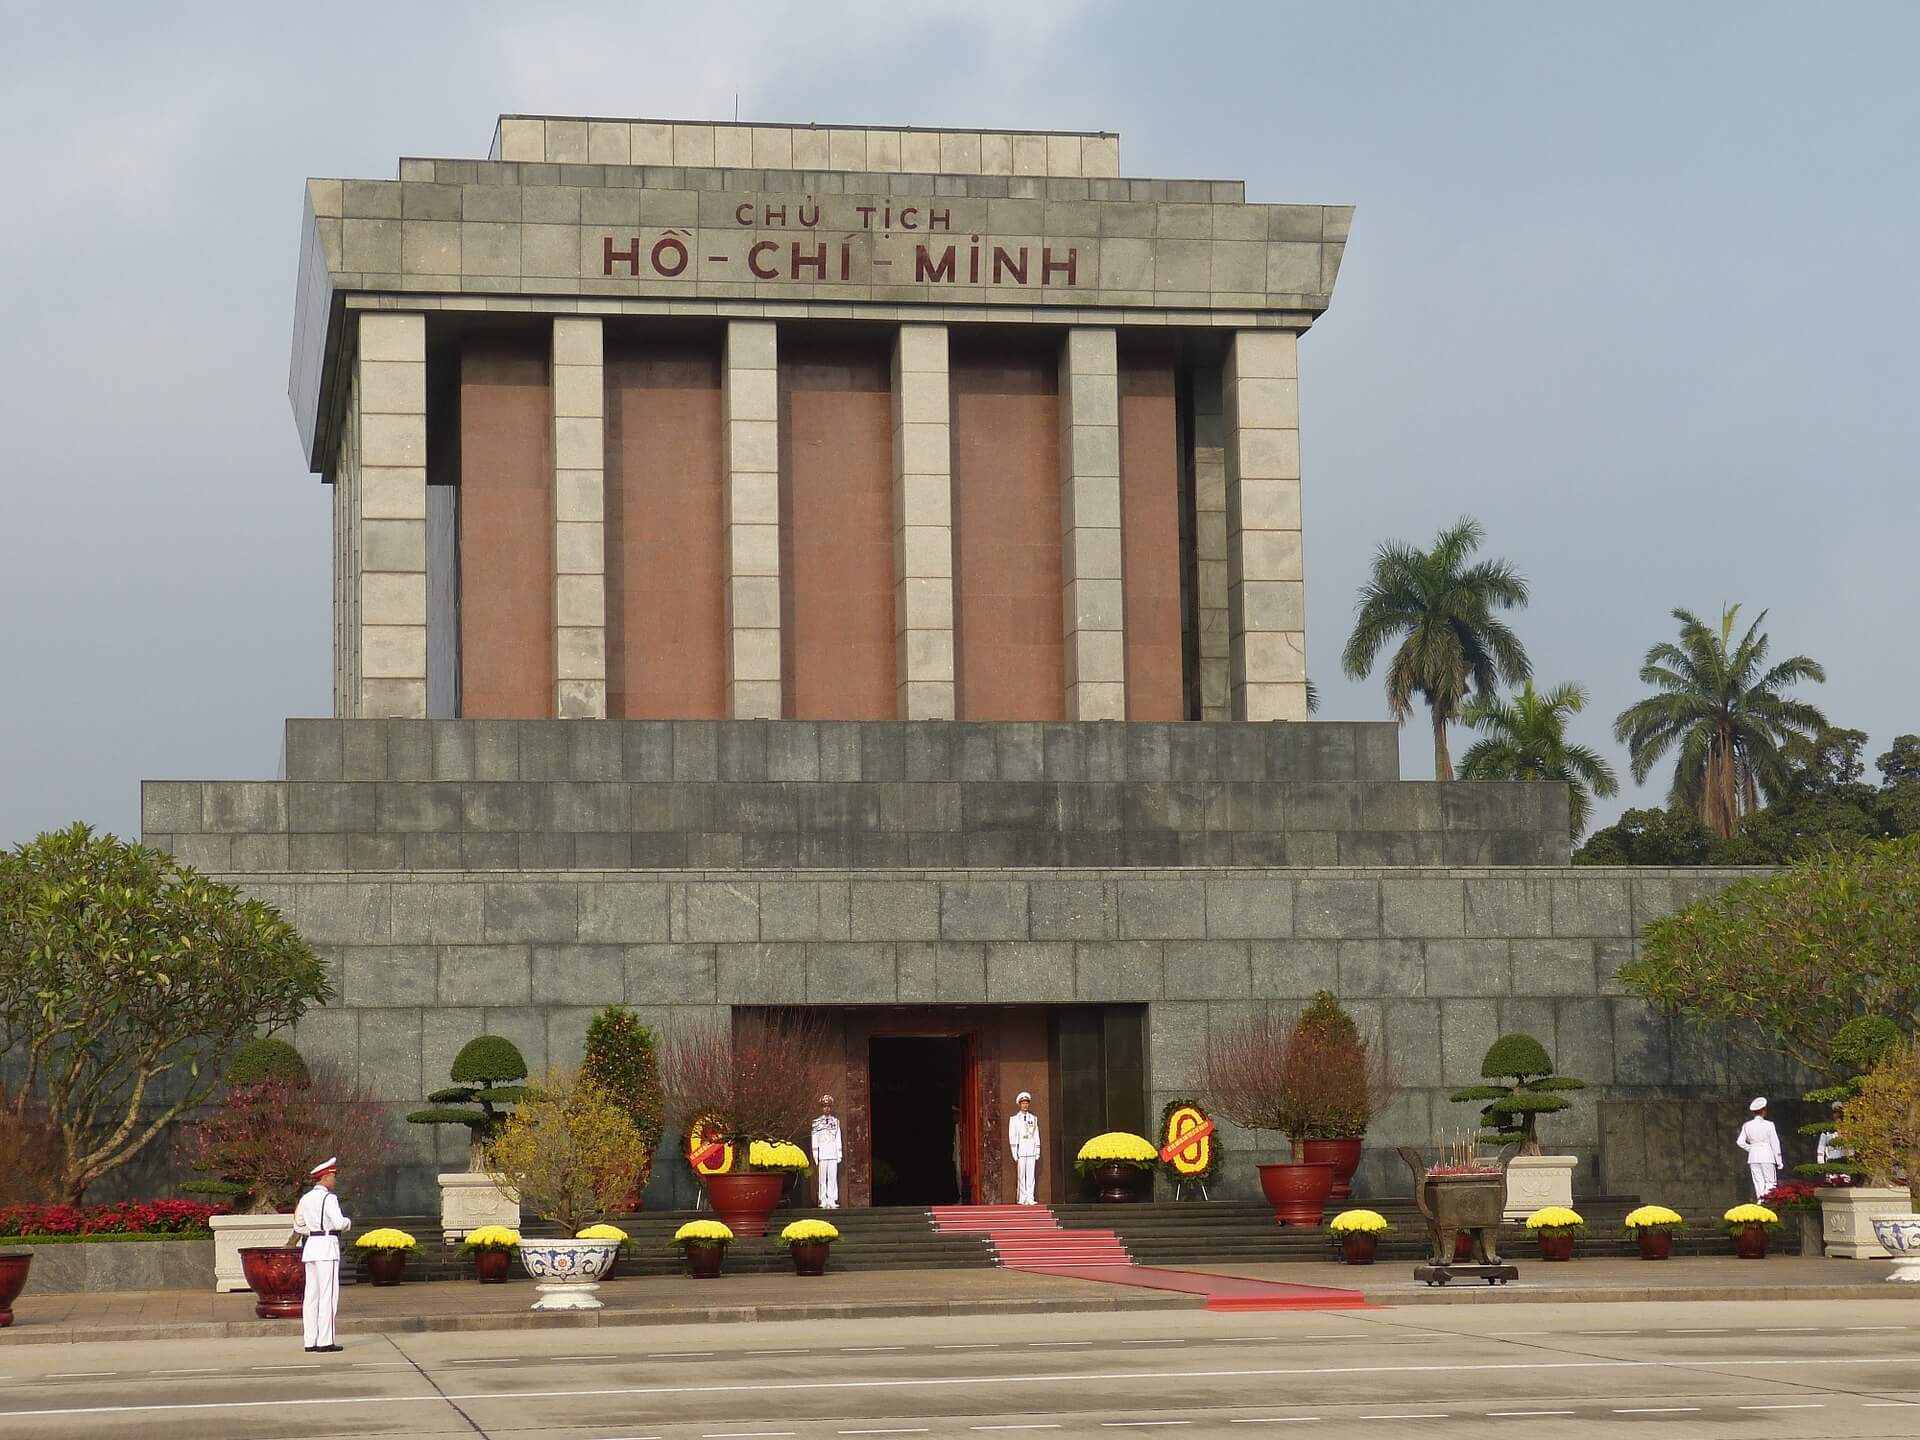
[{"left": 1, "top": 1298, "right": 1915, "bottom": 1438}]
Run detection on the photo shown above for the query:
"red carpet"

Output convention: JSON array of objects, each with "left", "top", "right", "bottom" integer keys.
[{"left": 929, "top": 1206, "right": 1365, "bottom": 1309}]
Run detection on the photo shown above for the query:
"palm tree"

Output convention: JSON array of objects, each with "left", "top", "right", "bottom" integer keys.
[
  {"left": 1460, "top": 681, "right": 1620, "bottom": 838},
  {"left": 1613, "top": 605, "right": 1827, "bottom": 838},
  {"left": 1340, "top": 516, "right": 1531, "bottom": 780}
]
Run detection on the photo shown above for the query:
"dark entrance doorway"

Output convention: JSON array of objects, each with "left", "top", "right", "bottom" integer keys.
[{"left": 868, "top": 1034, "right": 970, "bottom": 1206}]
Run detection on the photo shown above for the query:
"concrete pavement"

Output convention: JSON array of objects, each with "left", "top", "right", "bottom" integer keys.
[{"left": 0, "top": 1298, "right": 1915, "bottom": 1438}]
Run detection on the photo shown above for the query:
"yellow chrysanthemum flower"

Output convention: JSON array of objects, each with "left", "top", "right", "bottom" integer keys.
[
  {"left": 354, "top": 1227, "right": 418, "bottom": 1250},
  {"left": 1623, "top": 1205, "right": 1684, "bottom": 1230},
  {"left": 779, "top": 1219, "right": 841, "bottom": 1244},
  {"left": 1328, "top": 1209, "right": 1390, "bottom": 1234},
  {"left": 462, "top": 1225, "right": 521, "bottom": 1249},
  {"left": 1724, "top": 1203, "right": 1779, "bottom": 1225},
  {"left": 575, "top": 1223, "right": 627, "bottom": 1242},
  {"left": 1074, "top": 1131, "right": 1159, "bottom": 1163},
  {"left": 674, "top": 1219, "right": 734, "bottom": 1244},
  {"left": 749, "top": 1140, "right": 813, "bottom": 1170},
  {"left": 1525, "top": 1206, "right": 1585, "bottom": 1231}
]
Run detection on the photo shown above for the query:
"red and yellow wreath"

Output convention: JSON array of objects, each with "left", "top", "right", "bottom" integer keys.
[
  {"left": 685, "top": 1114, "right": 734, "bottom": 1177},
  {"left": 1158, "top": 1097, "right": 1222, "bottom": 1184}
]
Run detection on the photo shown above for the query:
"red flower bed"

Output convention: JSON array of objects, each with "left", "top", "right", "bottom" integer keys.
[
  {"left": 0, "top": 1200, "right": 226, "bottom": 1238},
  {"left": 1761, "top": 1181, "right": 1823, "bottom": 1213}
]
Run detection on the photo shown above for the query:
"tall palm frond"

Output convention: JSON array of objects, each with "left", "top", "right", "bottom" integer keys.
[
  {"left": 1460, "top": 680, "right": 1619, "bottom": 837},
  {"left": 1341, "top": 516, "right": 1532, "bottom": 780}
]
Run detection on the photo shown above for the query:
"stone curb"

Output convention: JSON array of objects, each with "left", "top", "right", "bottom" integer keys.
[
  {"left": 1375, "top": 1282, "right": 1914, "bottom": 1306},
  {"left": 0, "top": 1292, "right": 1198, "bottom": 1347}
]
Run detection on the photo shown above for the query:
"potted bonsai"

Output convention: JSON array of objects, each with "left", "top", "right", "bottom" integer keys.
[
  {"left": 1450, "top": 1034, "right": 1585, "bottom": 1219},
  {"left": 486, "top": 1071, "right": 648, "bottom": 1311},
  {"left": 675, "top": 1219, "right": 733, "bottom": 1278},
  {"left": 463, "top": 1225, "right": 520, "bottom": 1282},
  {"left": 576, "top": 1223, "right": 630, "bottom": 1279},
  {"left": 1622, "top": 1204, "right": 1685, "bottom": 1260},
  {"left": 1202, "top": 1006, "right": 1391, "bottom": 1225},
  {"left": 780, "top": 1217, "right": 840, "bottom": 1275},
  {"left": 354, "top": 1227, "right": 419, "bottom": 1286},
  {"left": 1328, "top": 1208, "right": 1391, "bottom": 1265},
  {"left": 1525, "top": 1205, "right": 1584, "bottom": 1261},
  {"left": 1291, "top": 992, "right": 1385, "bottom": 1200},
  {"left": 664, "top": 1015, "right": 833, "bottom": 1235},
  {"left": 582, "top": 1007, "right": 666, "bottom": 1210},
  {"left": 1836, "top": 1038, "right": 1920, "bottom": 1278},
  {"left": 1724, "top": 1202, "right": 1781, "bottom": 1258},
  {"left": 1075, "top": 1131, "right": 1158, "bottom": 1202},
  {"left": 408, "top": 1035, "right": 530, "bottom": 1242}
]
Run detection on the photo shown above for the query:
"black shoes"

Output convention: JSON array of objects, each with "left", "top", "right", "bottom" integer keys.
[{"left": 304, "top": 1344, "right": 343, "bottom": 1353}]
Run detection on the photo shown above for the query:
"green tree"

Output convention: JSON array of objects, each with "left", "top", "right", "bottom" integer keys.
[
  {"left": 1341, "top": 516, "right": 1530, "bottom": 780},
  {"left": 1573, "top": 805, "right": 1729, "bottom": 866},
  {"left": 1619, "top": 837, "right": 1920, "bottom": 1077},
  {"left": 1459, "top": 680, "right": 1620, "bottom": 838},
  {"left": 1448, "top": 1033, "right": 1585, "bottom": 1156},
  {"left": 1613, "top": 604, "right": 1827, "bottom": 839},
  {"left": 0, "top": 824, "right": 330, "bottom": 1201},
  {"left": 581, "top": 1007, "right": 665, "bottom": 1198},
  {"left": 408, "top": 1035, "right": 530, "bottom": 1170},
  {"left": 486, "top": 1072, "right": 650, "bottom": 1234}
]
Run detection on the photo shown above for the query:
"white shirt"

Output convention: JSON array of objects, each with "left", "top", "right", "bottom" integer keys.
[
  {"left": 1816, "top": 1129, "right": 1849, "bottom": 1164},
  {"left": 1009, "top": 1111, "right": 1041, "bottom": 1158},
  {"left": 810, "top": 1114, "right": 842, "bottom": 1163},
  {"left": 1737, "top": 1116, "right": 1782, "bottom": 1166},
  {"left": 292, "top": 1184, "right": 351, "bottom": 1262}
]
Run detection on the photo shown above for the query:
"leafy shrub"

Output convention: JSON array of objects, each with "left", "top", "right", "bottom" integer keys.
[
  {"left": 582, "top": 1008, "right": 665, "bottom": 1195},
  {"left": 1201, "top": 1001, "right": 1395, "bottom": 1149},
  {"left": 486, "top": 1071, "right": 650, "bottom": 1234},
  {"left": 178, "top": 1060, "right": 398, "bottom": 1212},
  {"left": 1838, "top": 1041, "right": 1920, "bottom": 1208},
  {"left": 226, "top": 1037, "right": 311, "bottom": 1087},
  {"left": 1450, "top": 1034, "right": 1585, "bottom": 1155},
  {"left": 408, "top": 1035, "right": 530, "bottom": 1170}
]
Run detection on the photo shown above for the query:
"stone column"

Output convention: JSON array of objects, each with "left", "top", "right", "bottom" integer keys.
[
  {"left": 1225, "top": 330, "right": 1307, "bottom": 721},
  {"left": 353, "top": 312, "right": 428, "bottom": 719},
  {"left": 551, "top": 317, "right": 608, "bottom": 718},
  {"left": 1192, "top": 363, "right": 1230, "bottom": 721},
  {"left": 1058, "top": 327, "right": 1125, "bottom": 720},
  {"left": 722, "top": 320, "right": 781, "bottom": 718},
  {"left": 890, "top": 324, "right": 955, "bottom": 719}
]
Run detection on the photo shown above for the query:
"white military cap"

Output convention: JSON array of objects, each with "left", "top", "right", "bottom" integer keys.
[
  {"left": 309, "top": 1156, "right": 339, "bottom": 1177},
  {"left": 818, "top": 1094, "right": 834, "bottom": 1105},
  {"left": 1749, "top": 1097, "right": 1768, "bottom": 1112},
  {"left": 1016, "top": 1091, "right": 1032, "bottom": 1103}
]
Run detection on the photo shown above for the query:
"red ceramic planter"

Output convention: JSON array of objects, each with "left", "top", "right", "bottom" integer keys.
[
  {"left": 238, "top": 1247, "right": 306, "bottom": 1319},
  {"left": 1734, "top": 1225, "right": 1771, "bottom": 1259},
  {"left": 684, "top": 1242, "right": 727, "bottom": 1279},
  {"left": 471, "top": 1248, "right": 513, "bottom": 1283},
  {"left": 1538, "top": 1232, "right": 1574, "bottom": 1262},
  {"left": 0, "top": 1252, "right": 32, "bottom": 1327},
  {"left": 1636, "top": 1228, "right": 1674, "bottom": 1260},
  {"left": 1258, "top": 1162, "right": 1336, "bottom": 1226},
  {"left": 790, "top": 1240, "right": 831, "bottom": 1276},
  {"left": 705, "top": 1172, "right": 785, "bottom": 1237},
  {"left": 1339, "top": 1232, "right": 1378, "bottom": 1265},
  {"left": 1299, "top": 1138, "right": 1364, "bottom": 1201},
  {"left": 1090, "top": 1163, "right": 1149, "bottom": 1203},
  {"left": 363, "top": 1250, "right": 408, "bottom": 1286}
]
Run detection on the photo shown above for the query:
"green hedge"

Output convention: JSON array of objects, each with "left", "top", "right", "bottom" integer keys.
[{"left": 0, "top": 1231, "right": 214, "bottom": 1247}]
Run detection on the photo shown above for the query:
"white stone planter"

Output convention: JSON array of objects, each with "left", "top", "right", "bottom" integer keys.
[
  {"left": 1503, "top": 1154, "right": 1578, "bottom": 1220},
  {"left": 1818, "top": 1186, "right": 1910, "bottom": 1259},
  {"left": 438, "top": 1172, "right": 520, "bottom": 1243},
  {"left": 210, "top": 1213, "right": 295, "bottom": 1293},
  {"left": 517, "top": 1238, "right": 619, "bottom": 1310},
  {"left": 1868, "top": 1215, "right": 1920, "bottom": 1282}
]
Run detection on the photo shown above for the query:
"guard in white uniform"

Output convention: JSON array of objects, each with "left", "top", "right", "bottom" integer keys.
[
  {"left": 1816, "top": 1100, "right": 1852, "bottom": 1182},
  {"left": 1008, "top": 1091, "right": 1041, "bottom": 1205},
  {"left": 291, "top": 1156, "right": 351, "bottom": 1352},
  {"left": 1736, "top": 1097, "right": 1783, "bottom": 1200},
  {"left": 810, "top": 1095, "right": 843, "bottom": 1209}
]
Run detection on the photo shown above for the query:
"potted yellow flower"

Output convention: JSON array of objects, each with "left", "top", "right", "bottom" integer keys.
[
  {"left": 576, "top": 1223, "right": 629, "bottom": 1279},
  {"left": 779, "top": 1218, "right": 840, "bottom": 1276},
  {"left": 674, "top": 1219, "right": 733, "bottom": 1279},
  {"left": 462, "top": 1225, "right": 521, "bottom": 1283},
  {"left": 1525, "top": 1206, "right": 1585, "bottom": 1261},
  {"left": 1074, "top": 1132, "right": 1159, "bottom": 1202},
  {"left": 1622, "top": 1205, "right": 1684, "bottom": 1260},
  {"left": 354, "top": 1228, "right": 419, "bottom": 1286},
  {"left": 1724, "top": 1203, "right": 1780, "bottom": 1259},
  {"left": 1328, "top": 1209, "right": 1392, "bottom": 1265}
]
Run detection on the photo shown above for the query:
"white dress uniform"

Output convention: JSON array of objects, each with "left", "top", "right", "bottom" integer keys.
[
  {"left": 1009, "top": 1103, "right": 1042, "bottom": 1205},
  {"left": 811, "top": 1112, "right": 843, "bottom": 1209},
  {"left": 1737, "top": 1107, "right": 1783, "bottom": 1200},
  {"left": 291, "top": 1178, "right": 351, "bottom": 1349}
]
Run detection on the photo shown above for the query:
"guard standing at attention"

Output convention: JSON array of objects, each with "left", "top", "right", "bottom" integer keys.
[
  {"left": 1009, "top": 1091, "right": 1041, "bottom": 1205},
  {"left": 810, "top": 1095, "right": 843, "bottom": 1209},
  {"left": 1737, "top": 1097, "right": 1783, "bottom": 1200},
  {"left": 292, "top": 1156, "right": 351, "bottom": 1352}
]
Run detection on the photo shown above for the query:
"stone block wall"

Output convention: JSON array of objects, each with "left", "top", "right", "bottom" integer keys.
[{"left": 194, "top": 864, "right": 1772, "bottom": 1212}]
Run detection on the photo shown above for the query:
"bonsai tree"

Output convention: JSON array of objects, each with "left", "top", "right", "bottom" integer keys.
[
  {"left": 0, "top": 824, "right": 331, "bottom": 1201},
  {"left": 408, "top": 1035, "right": 530, "bottom": 1170},
  {"left": 1200, "top": 1006, "right": 1392, "bottom": 1156},
  {"left": 1449, "top": 1034, "right": 1585, "bottom": 1156},
  {"left": 663, "top": 1014, "right": 834, "bottom": 1166},
  {"left": 581, "top": 1007, "right": 665, "bottom": 1198},
  {"left": 1795, "top": 1014, "right": 1903, "bottom": 1183},
  {"left": 485, "top": 1071, "right": 650, "bottom": 1234},
  {"left": 1838, "top": 1041, "right": 1920, "bottom": 1208}
]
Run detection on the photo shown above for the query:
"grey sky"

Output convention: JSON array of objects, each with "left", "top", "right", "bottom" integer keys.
[{"left": 3, "top": 1, "right": 1914, "bottom": 846}]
